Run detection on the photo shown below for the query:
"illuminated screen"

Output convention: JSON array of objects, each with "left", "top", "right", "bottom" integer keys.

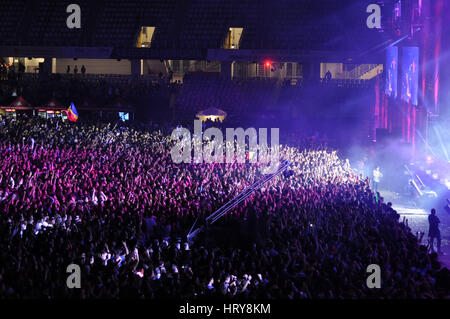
[
  {"left": 385, "top": 46, "right": 398, "bottom": 98},
  {"left": 401, "top": 46, "right": 419, "bottom": 105},
  {"left": 119, "top": 112, "right": 129, "bottom": 121}
]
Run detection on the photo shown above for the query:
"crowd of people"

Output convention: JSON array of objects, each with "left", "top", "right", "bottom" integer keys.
[{"left": 0, "top": 114, "right": 449, "bottom": 299}]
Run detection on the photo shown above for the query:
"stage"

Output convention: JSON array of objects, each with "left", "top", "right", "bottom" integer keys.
[{"left": 380, "top": 189, "right": 450, "bottom": 269}]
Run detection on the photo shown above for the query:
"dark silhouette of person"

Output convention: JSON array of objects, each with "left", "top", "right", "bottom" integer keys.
[
  {"left": 81, "top": 65, "right": 86, "bottom": 75},
  {"left": 325, "top": 70, "right": 332, "bottom": 81},
  {"left": 0, "top": 64, "right": 4, "bottom": 80},
  {"left": 428, "top": 208, "right": 441, "bottom": 254},
  {"left": 74, "top": 65, "right": 78, "bottom": 74},
  {"left": 66, "top": 65, "right": 70, "bottom": 74},
  {"left": 444, "top": 199, "right": 450, "bottom": 215}
]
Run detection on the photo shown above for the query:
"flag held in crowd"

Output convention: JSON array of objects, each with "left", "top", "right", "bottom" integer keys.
[{"left": 66, "top": 102, "right": 79, "bottom": 122}]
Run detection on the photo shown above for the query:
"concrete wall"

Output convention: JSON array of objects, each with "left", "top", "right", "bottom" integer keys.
[
  {"left": 55, "top": 58, "right": 131, "bottom": 74},
  {"left": 143, "top": 59, "right": 166, "bottom": 75},
  {"left": 24, "top": 58, "right": 44, "bottom": 73}
]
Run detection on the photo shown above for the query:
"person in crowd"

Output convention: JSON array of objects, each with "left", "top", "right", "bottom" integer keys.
[{"left": 0, "top": 64, "right": 7, "bottom": 80}]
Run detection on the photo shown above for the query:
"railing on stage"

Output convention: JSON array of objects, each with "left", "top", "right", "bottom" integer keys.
[
  {"left": 187, "top": 160, "right": 291, "bottom": 242},
  {"left": 404, "top": 164, "right": 425, "bottom": 196}
]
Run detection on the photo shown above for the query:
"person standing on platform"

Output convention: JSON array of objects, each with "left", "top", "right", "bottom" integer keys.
[
  {"left": 428, "top": 208, "right": 442, "bottom": 254},
  {"left": 372, "top": 166, "right": 382, "bottom": 192}
]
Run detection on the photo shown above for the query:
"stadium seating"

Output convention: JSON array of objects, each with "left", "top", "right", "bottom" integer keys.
[
  {"left": 173, "top": 71, "right": 374, "bottom": 126},
  {"left": 174, "top": 72, "right": 278, "bottom": 115},
  {"left": 0, "top": 0, "right": 385, "bottom": 51},
  {"left": 0, "top": 0, "right": 27, "bottom": 45}
]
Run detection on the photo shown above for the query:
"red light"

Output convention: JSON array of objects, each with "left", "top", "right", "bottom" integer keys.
[{"left": 265, "top": 61, "right": 271, "bottom": 68}]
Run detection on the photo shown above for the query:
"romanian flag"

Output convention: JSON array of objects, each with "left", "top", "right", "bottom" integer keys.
[{"left": 66, "top": 102, "right": 79, "bottom": 122}]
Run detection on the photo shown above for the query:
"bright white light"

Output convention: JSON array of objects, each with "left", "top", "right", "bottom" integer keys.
[
  {"left": 393, "top": 206, "right": 428, "bottom": 215},
  {"left": 445, "top": 179, "right": 450, "bottom": 190}
]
